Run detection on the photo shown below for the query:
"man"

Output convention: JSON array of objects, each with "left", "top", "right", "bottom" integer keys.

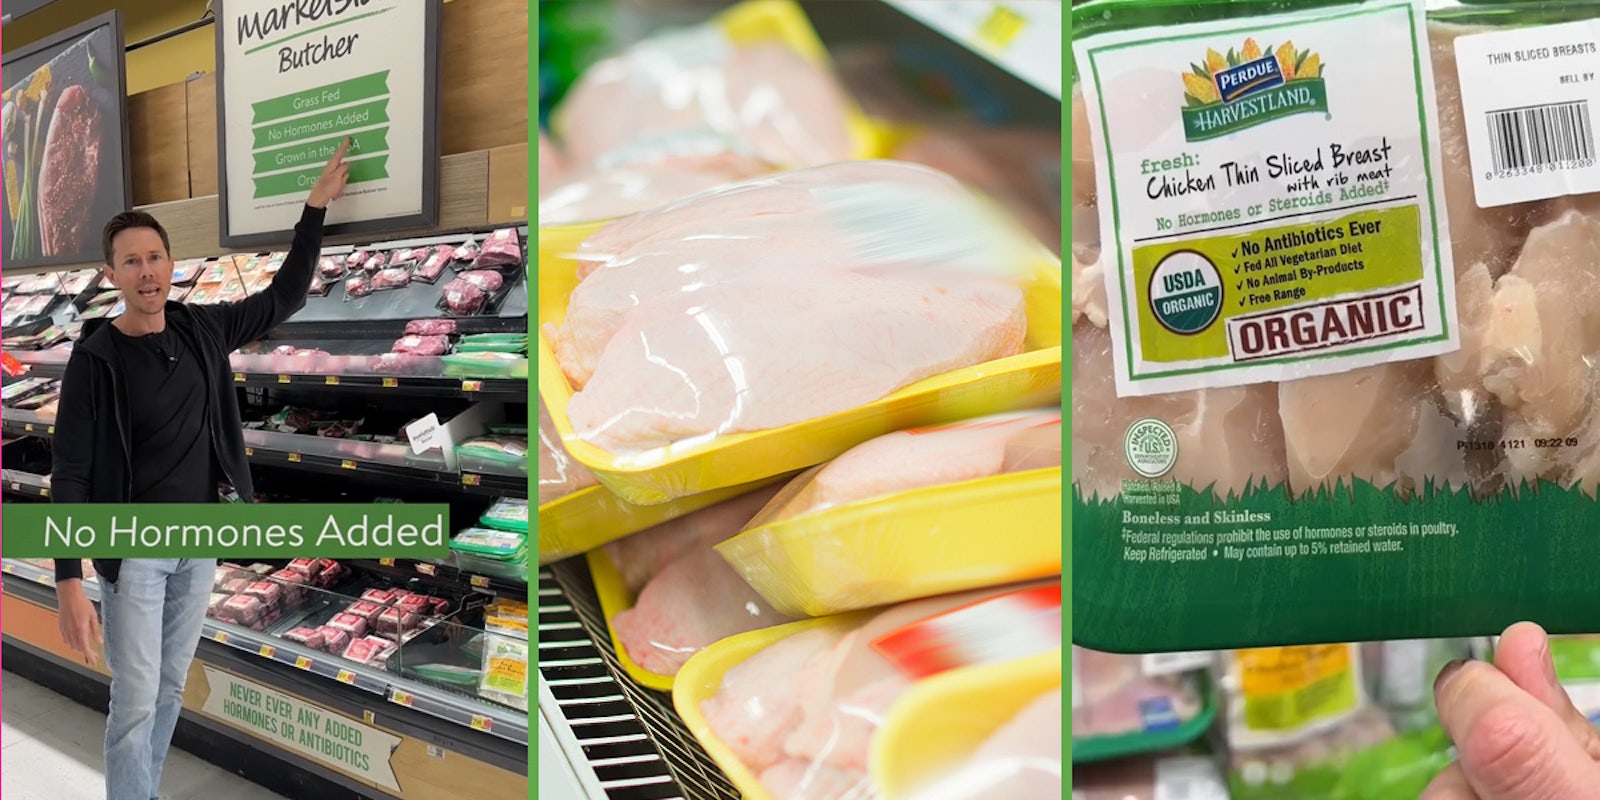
[{"left": 51, "top": 141, "right": 349, "bottom": 800}]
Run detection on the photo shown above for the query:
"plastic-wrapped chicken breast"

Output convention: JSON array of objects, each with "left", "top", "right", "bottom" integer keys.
[
  {"left": 910, "top": 690, "right": 1063, "bottom": 800},
  {"left": 537, "top": 398, "right": 599, "bottom": 505},
  {"left": 602, "top": 484, "right": 783, "bottom": 595},
  {"left": 537, "top": 138, "right": 776, "bottom": 226}
]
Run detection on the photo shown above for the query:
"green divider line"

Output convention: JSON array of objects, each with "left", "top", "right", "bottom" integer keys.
[
  {"left": 251, "top": 71, "right": 390, "bottom": 124},
  {"left": 252, "top": 99, "right": 389, "bottom": 149},
  {"left": 253, "top": 129, "right": 389, "bottom": 175},
  {"left": 254, "top": 155, "right": 389, "bottom": 199}
]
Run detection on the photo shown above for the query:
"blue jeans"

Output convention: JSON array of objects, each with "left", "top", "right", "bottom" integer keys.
[{"left": 100, "top": 558, "right": 216, "bottom": 800}]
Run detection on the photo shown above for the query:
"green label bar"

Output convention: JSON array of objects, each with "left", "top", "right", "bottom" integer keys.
[
  {"left": 0, "top": 504, "right": 450, "bottom": 558},
  {"left": 254, "top": 155, "right": 389, "bottom": 199},
  {"left": 254, "top": 129, "right": 389, "bottom": 175},
  {"left": 253, "top": 99, "right": 389, "bottom": 150},
  {"left": 251, "top": 71, "right": 391, "bottom": 125},
  {"left": 1182, "top": 80, "right": 1329, "bottom": 142}
]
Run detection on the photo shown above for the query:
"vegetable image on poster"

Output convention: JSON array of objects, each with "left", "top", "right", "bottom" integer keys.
[{"left": 214, "top": 0, "right": 441, "bottom": 247}]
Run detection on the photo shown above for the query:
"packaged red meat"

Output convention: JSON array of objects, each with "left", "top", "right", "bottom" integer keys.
[
  {"left": 404, "top": 317, "right": 457, "bottom": 336},
  {"left": 343, "top": 635, "right": 394, "bottom": 665},
  {"left": 394, "top": 593, "right": 432, "bottom": 615},
  {"left": 218, "top": 594, "right": 265, "bottom": 626},
  {"left": 319, "top": 627, "right": 352, "bottom": 655},
  {"left": 269, "top": 569, "right": 309, "bottom": 605},
  {"left": 368, "top": 352, "right": 432, "bottom": 374},
  {"left": 313, "top": 558, "right": 346, "bottom": 588},
  {"left": 457, "top": 269, "right": 504, "bottom": 293},
  {"left": 440, "top": 279, "right": 488, "bottom": 316},
  {"left": 345, "top": 249, "right": 368, "bottom": 267},
  {"left": 282, "top": 627, "right": 327, "bottom": 650},
  {"left": 220, "top": 577, "right": 251, "bottom": 595},
  {"left": 345, "top": 600, "right": 386, "bottom": 624},
  {"left": 470, "top": 228, "right": 522, "bottom": 269},
  {"left": 371, "top": 266, "right": 412, "bottom": 290},
  {"left": 286, "top": 557, "right": 322, "bottom": 578},
  {"left": 415, "top": 246, "right": 454, "bottom": 283},
  {"left": 242, "top": 581, "right": 284, "bottom": 608},
  {"left": 550, "top": 6, "right": 859, "bottom": 169},
  {"left": 363, "top": 251, "right": 390, "bottom": 272},
  {"left": 390, "top": 247, "right": 427, "bottom": 268},
  {"left": 426, "top": 596, "right": 451, "bottom": 616},
  {"left": 207, "top": 593, "right": 231, "bottom": 618},
  {"left": 326, "top": 613, "right": 370, "bottom": 639},
  {"left": 361, "top": 588, "right": 399, "bottom": 605},
  {"left": 317, "top": 257, "right": 345, "bottom": 280},
  {"left": 375, "top": 607, "right": 422, "bottom": 637},
  {"left": 391, "top": 334, "right": 450, "bottom": 356},
  {"left": 344, "top": 273, "right": 373, "bottom": 300},
  {"left": 547, "top": 160, "right": 1035, "bottom": 458},
  {"left": 453, "top": 237, "right": 479, "bottom": 263},
  {"left": 308, "top": 274, "right": 332, "bottom": 297},
  {"left": 214, "top": 565, "right": 251, "bottom": 588},
  {"left": 1073, "top": 647, "right": 1204, "bottom": 740}
]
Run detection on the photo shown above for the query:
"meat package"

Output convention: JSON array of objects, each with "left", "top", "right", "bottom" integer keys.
[
  {"left": 206, "top": 593, "right": 231, "bottom": 618},
  {"left": 537, "top": 398, "right": 599, "bottom": 504},
  {"left": 550, "top": 12, "right": 856, "bottom": 169},
  {"left": 362, "top": 251, "right": 390, "bottom": 273},
  {"left": 603, "top": 485, "right": 782, "bottom": 595},
  {"left": 285, "top": 557, "right": 321, "bottom": 579},
  {"left": 326, "top": 612, "right": 369, "bottom": 639},
  {"left": 319, "top": 627, "right": 352, "bottom": 655},
  {"left": 242, "top": 580, "right": 285, "bottom": 609},
  {"left": 440, "top": 278, "right": 488, "bottom": 316},
  {"left": 269, "top": 569, "right": 310, "bottom": 606},
  {"left": 342, "top": 635, "right": 395, "bottom": 666},
  {"left": 282, "top": 627, "right": 327, "bottom": 650},
  {"left": 375, "top": 607, "right": 422, "bottom": 638},
  {"left": 389, "top": 247, "right": 428, "bottom": 268},
  {"left": 361, "top": 588, "right": 399, "bottom": 605},
  {"left": 1072, "top": 648, "right": 1203, "bottom": 739},
  {"left": 345, "top": 249, "right": 369, "bottom": 267},
  {"left": 415, "top": 247, "right": 454, "bottom": 283},
  {"left": 317, "top": 257, "right": 345, "bottom": 280},
  {"left": 698, "top": 582, "right": 1053, "bottom": 798},
  {"left": 344, "top": 273, "right": 373, "bottom": 300},
  {"left": 464, "top": 228, "right": 522, "bottom": 270},
  {"left": 539, "top": 144, "right": 775, "bottom": 226},
  {"left": 345, "top": 600, "right": 387, "bottom": 625},
  {"left": 545, "top": 160, "right": 1033, "bottom": 456},
  {"left": 404, "top": 318, "right": 456, "bottom": 336},
  {"left": 217, "top": 594, "right": 265, "bottom": 627},
  {"left": 391, "top": 334, "right": 450, "bottom": 356},
  {"left": 371, "top": 266, "right": 412, "bottom": 291},
  {"left": 1069, "top": 1, "right": 1600, "bottom": 650}
]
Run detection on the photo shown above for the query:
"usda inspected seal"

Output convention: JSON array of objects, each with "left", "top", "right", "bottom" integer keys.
[
  {"left": 1125, "top": 418, "right": 1178, "bottom": 478},
  {"left": 1149, "top": 250, "right": 1222, "bottom": 335}
]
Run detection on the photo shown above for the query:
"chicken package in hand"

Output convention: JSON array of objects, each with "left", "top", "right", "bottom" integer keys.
[
  {"left": 678, "top": 581, "right": 1060, "bottom": 800},
  {"left": 718, "top": 409, "right": 1063, "bottom": 617},
  {"left": 591, "top": 484, "right": 788, "bottom": 688},
  {"left": 541, "top": 159, "right": 1062, "bottom": 505},
  {"left": 549, "top": 0, "right": 876, "bottom": 170},
  {"left": 1071, "top": 0, "right": 1600, "bottom": 653}
]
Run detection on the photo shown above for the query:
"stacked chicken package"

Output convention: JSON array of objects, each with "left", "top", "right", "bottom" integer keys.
[{"left": 537, "top": 1, "right": 1063, "bottom": 797}]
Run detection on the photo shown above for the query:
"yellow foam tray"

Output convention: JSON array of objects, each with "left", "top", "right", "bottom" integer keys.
[
  {"left": 870, "top": 648, "right": 1062, "bottom": 799},
  {"left": 716, "top": 468, "right": 1064, "bottom": 617},
  {"left": 538, "top": 477, "right": 777, "bottom": 565},
  {"left": 537, "top": 248, "right": 1063, "bottom": 505}
]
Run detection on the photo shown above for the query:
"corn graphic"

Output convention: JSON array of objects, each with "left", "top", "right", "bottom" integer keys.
[
  {"left": 1299, "top": 53, "right": 1321, "bottom": 78},
  {"left": 1206, "top": 48, "right": 1227, "bottom": 75},
  {"left": 1183, "top": 72, "right": 1219, "bottom": 104},
  {"left": 1242, "top": 38, "right": 1262, "bottom": 61},
  {"left": 1276, "top": 42, "right": 1297, "bottom": 80}
]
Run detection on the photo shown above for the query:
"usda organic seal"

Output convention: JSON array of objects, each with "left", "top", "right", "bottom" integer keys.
[
  {"left": 1125, "top": 418, "right": 1178, "bottom": 478},
  {"left": 1149, "top": 250, "right": 1222, "bottom": 335}
]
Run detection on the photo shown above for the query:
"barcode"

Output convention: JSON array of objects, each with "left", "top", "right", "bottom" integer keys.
[{"left": 1484, "top": 100, "right": 1594, "bottom": 172}]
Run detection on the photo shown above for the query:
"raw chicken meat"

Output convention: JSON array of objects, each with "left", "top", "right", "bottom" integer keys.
[
  {"left": 610, "top": 545, "right": 795, "bottom": 675},
  {"left": 1073, "top": 649, "right": 1201, "bottom": 738},
  {"left": 1481, "top": 210, "right": 1600, "bottom": 491},
  {"left": 1279, "top": 363, "right": 1439, "bottom": 496},
  {"left": 893, "top": 126, "right": 1063, "bottom": 253},
  {"left": 538, "top": 131, "right": 565, "bottom": 189},
  {"left": 921, "top": 689, "right": 1062, "bottom": 800},
  {"left": 604, "top": 484, "right": 782, "bottom": 595},
  {"left": 699, "top": 626, "right": 846, "bottom": 772},
  {"left": 757, "top": 759, "right": 866, "bottom": 800},
  {"left": 566, "top": 272, "right": 1025, "bottom": 454},
  {"left": 746, "top": 409, "right": 1063, "bottom": 527},
  {"left": 538, "top": 149, "right": 775, "bottom": 226},
  {"left": 537, "top": 398, "right": 600, "bottom": 505},
  {"left": 1072, "top": 323, "right": 1287, "bottom": 500},
  {"left": 554, "top": 28, "right": 854, "bottom": 169}
]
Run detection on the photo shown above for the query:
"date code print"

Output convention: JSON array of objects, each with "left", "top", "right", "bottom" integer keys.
[{"left": 1459, "top": 437, "right": 1580, "bottom": 451}]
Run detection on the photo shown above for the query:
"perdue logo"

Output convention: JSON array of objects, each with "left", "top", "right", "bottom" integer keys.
[{"left": 1181, "top": 38, "right": 1330, "bottom": 142}]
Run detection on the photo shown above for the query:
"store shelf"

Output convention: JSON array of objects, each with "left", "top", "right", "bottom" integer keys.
[
  {"left": 1, "top": 468, "right": 50, "bottom": 499},
  {"left": 886, "top": 0, "right": 1062, "bottom": 98},
  {"left": 1, "top": 408, "right": 54, "bottom": 438},
  {"left": 242, "top": 429, "right": 526, "bottom": 498},
  {"left": 0, "top": 558, "right": 529, "bottom": 746},
  {"left": 538, "top": 562, "right": 736, "bottom": 800},
  {"left": 353, "top": 557, "right": 527, "bottom": 596}
]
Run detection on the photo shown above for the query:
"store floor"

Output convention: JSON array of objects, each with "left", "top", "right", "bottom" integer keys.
[{"left": 2, "top": 670, "right": 288, "bottom": 800}]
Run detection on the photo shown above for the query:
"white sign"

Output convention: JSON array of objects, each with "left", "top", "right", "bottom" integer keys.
[
  {"left": 199, "top": 666, "right": 403, "bottom": 792},
  {"left": 214, "top": 0, "right": 440, "bottom": 246}
]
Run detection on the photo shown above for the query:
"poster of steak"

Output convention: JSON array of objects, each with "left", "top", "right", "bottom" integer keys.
[{"left": 1, "top": 12, "right": 131, "bottom": 270}]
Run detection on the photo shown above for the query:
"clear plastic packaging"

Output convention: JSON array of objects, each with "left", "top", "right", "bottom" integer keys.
[
  {"left": 1071, "top": 0, "right": 1600, "bottom": 651},
  {"left": 538, "top": 398, "right": 599, "bottom": 505},
  {"left": 538, "top": 134, "right": 776, "bottom": 226},
  {"left": 471, "top": 228, "right": 523, "bottom": 270}
]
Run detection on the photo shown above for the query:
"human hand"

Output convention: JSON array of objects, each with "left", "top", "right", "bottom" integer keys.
[
  {"left": 1422, "top": 622, "right": 1600, "bottom": 799},
  {"left": 307, "top": 137, "right": 352, "bottom": 209},
  {"left": 56, "top": 578, "right": 103, "bottom": 668}
]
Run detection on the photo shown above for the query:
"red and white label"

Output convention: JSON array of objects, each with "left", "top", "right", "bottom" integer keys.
[{"left": 871, "top": 585, "right": 1061, "bottom": 679}]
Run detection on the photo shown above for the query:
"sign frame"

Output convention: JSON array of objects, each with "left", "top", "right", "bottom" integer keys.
[{"left": 212, "top": 0, "right": 442, "bottom": 250}]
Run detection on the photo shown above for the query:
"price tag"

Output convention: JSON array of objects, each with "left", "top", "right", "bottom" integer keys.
[
  {"left": 461, "top": 380, "right": 483, "bottom": 393},
  {"left": 287, "top": 453, "right": 302, "bottom": 463},
  {"left": 45, "top": 426, "right": 54, "bottom": 435},
  {"left": 324, "top": 375, "right": 340, "bottom": 386},
  {"left": 470, "top": 715, "right": 493, "bottom": 732},
  {"left": 417, "top": 563, "right": 437, "bottom": 576},
  {"left": 336, "top": 670, "right": 357, "bottom": 685},
  {"left": 215, "top": 631, "right": 231, "bottom": 644},
  {"left": 470, "top": 575, "right": 490, "bottom": 589},
  {"left": 294, "top": 656, "right": 313, "bottom": 670},
  {"left": 363, "top": 710, "right": 376, "bottom": 724},
  {"left": 340, "top": 460, "right": 358, "bottom": 470},
  {"left": 23, "top": 423, "right": 34, "bottom": 432},
  {"left": 234, "top": 372, "right": 245, "bottom": 382},
  {"left": 382, "top": 377, "right": 399, "bottom": 388},
  {"left": 245, "top": 447, "right": 254, "bottom": 456},
  {"left": 379, "top": 558, "right": 396, "bottom": 567},
  {"left": 392, "top": 691, "right": 414, "bottom": 707},
  {"left": 277, "top": 374, "right": 291, "bottom": 384},
  {"left": 39, "top": 488, "right": 48, "bottom": 498},
  {"left": 1, "top": 564, "right": 12, "bottom": 574},
  {"left": 976, "top": 3, "right": 1028, "bottom": 51},
  {"left": 406, "top": 413, "right": 449, "bottom": 455},
  {"left": 258, "top": 645, "right": 275, "bottom": 658},
  {"left": 462, "top": 474, "right": 481, "bottom": 487}
]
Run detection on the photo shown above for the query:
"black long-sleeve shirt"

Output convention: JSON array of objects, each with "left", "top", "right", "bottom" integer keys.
[{"left": 51, "top": 204, "right": 326, "bottom": 584}]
